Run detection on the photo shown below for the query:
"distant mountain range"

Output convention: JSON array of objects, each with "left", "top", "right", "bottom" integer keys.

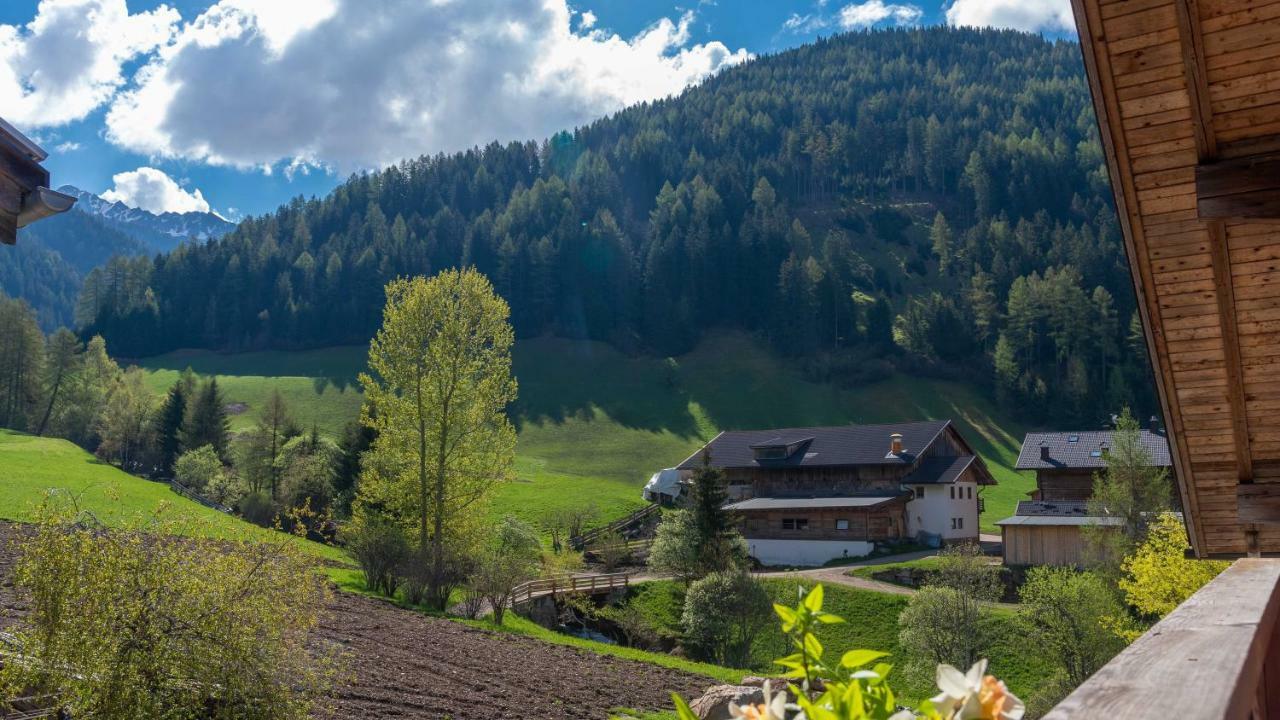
[
  {"left": 58, "top": 185, "right": 235, "bottom": 253},
  {"left": 2, "top": 187, "right": 238, "bottom": 330}
]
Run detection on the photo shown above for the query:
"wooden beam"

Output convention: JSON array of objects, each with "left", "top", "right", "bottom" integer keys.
[
  {"left": 0, "top": 142, "right": 46, "bottom": 194},
  {"left": 0, "top": 211, "right": 14, "bottom": 246},
  {"left": 1209, "top": 220, "right": 1254, "bottom": 483},
  {"left": 1239, "top": 485, "right": 1280, "bottom": 525},
  {"left": 1175, "top": 0, "right": 1216, "bottom": 159},
  {"left": 1198, "top": 153, "right": 1280, "bottom": 219}
]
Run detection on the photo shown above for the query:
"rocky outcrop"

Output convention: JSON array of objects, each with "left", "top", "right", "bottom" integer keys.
[{"left": 688, "top": 685, "right": 765, "bottom": 720}]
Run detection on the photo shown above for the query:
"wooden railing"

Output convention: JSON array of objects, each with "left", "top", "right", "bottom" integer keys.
[
  {"left": 570, "top": 503, "right": 660, "bottom": 550},
  {"left": 170, "top": 480, "right": 233, "bottom": 514},
  {"left": 1046, "top": 558, "right": 1280, "bottom": 719},
  {"left": 509, "top": 572, "right": 630, "bottom": 609}
]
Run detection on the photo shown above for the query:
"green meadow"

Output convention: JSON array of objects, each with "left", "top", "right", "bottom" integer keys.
[
  {"left": 0, "top": 430, "right": 346, "bottom": 563},
  {"left": 130, "top": 332, "right": 1033, "bottom": 532}
]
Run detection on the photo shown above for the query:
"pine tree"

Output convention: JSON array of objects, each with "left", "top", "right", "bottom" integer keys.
[
  {"left": 155, "top": 381, "right": 187, "bottom": 478},
  {"left": 184, "top": 378, "right": 230, "bottom": 460},
  {"left": 930, "top": 212, "right": 954, "bottom": 275},
  {"left": 688, "top": 452, "right": 740, "bottom": 574}
]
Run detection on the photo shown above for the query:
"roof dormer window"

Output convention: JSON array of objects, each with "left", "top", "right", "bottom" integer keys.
[{"left": 750, "top": 436, "right": 813, "bottom": 461}]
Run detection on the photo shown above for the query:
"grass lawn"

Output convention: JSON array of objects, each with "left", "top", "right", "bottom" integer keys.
[
  {"left": 846, "top": 555, "right": 946, "bottom": 580},
  {"left": 0, "top": 429, "right": 348, "bottom": 564},
  {"left": 128, "top": 332, "right": 1033, "bottom": 532},
  {"left": 629, "top": 578, "right": 1053, "bottom": 706}
]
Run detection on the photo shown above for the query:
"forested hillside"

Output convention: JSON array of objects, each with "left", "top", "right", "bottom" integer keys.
[{"left": 78, "top": 27, "right": 1152, "bottom": 425}]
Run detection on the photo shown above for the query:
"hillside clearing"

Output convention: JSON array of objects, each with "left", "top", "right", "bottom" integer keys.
[{"left": 132, "top": 333, "right": 1032, "bottom": 531}]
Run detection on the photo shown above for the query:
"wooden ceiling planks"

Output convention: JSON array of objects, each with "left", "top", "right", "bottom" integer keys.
[{"left": 1073, "top": 0, "right": 1280, "bottom": 556}]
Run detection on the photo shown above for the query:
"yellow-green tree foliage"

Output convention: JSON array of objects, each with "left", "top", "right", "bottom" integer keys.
[
  {"left": 356, "top": 269, "right": 517, "bottom": 585},
  {"left": 1120, "top": 512, "right": 1228, "bottom": 620},
  {"left": 0, "top": 500, "right": 337, "bottom": 720}
]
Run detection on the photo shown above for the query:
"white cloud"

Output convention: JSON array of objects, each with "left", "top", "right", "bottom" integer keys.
[
  {"left": 0, "top": 0, "right": 178, "bottom": 128},
  {"left": 104, "top": 0, "right": 751, "bottom": 172},
  {"left": 54, "top": 140, "right": 81, "bottom": 152},
  {"left": 579, "top": 10, "right": 597, "bottom": 29},
  {"left": 944, "top": 0, "right": 1074, "bottom": 33},
  {"left": 838, "top": 0, "right": 923, "bottom": 29},
  {"left": 783, "top": 13, "right": 827, "bottom": 33},
  {"left": 101, "top": 166, "right": 212, "bottom": 215}
]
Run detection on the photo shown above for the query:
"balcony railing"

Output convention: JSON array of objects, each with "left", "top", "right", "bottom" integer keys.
[{"left": 1045, "top": 559, "right": 1280, "bottom": 719}]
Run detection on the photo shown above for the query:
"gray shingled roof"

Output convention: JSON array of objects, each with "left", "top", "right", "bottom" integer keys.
[
  {"left": 724, "top": 494, "right": 907, "bottom": 511},
  {"left": 996, "top": 515, "right": 1123, "bottom": 527},
  {"left": 904, "top": 455, "right": 978, "bottom": 485},
  {"left": 677, "top": 420, "right": 951, "bottom": 470},
  {"left": 1013, "top": 500, "right": 1092, "bottom": 517},
  {"left": 1015, "top": 430, "right": 1172, "bottom": 470}
]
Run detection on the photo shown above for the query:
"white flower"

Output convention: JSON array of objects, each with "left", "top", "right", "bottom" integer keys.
[
  {"left": 729, "top": 680, "right": 790, "bottom": 720},
  {"left": 931, "top": 660, "right": 1025, "bottom": 720}
]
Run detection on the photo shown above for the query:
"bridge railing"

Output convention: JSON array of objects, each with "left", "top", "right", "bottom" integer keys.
[
  {"left": 509, "top": 572, "right": 630, "bottom": 609},
  {"left": 570, "top": 504, "right": 660, "bottom": 550}
]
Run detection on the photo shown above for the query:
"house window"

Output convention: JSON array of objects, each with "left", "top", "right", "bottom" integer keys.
[
  {"left": 950, "top": 486, "right": 955, "bottom": 499},
  {"left": 967, "top": 486, "right": 973, "bottom": 500},
  {"left": 951, "top": 517, "right": 964, "bottom": 530},
  {"left": 917, "top": 486, "right": 926, "bottom": 498},
  {"left": 836, "top": 519, "right": 849, "bottom": 531},
  {"left": 782, "top": 518, "right": 809, "bottom": 531}
]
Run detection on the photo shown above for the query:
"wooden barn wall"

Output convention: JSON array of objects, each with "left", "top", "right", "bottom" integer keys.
[
  {"left": 1002, "top": 525, "right": 1086, "bottom": 567},
  {"left": 739, "top": 506, "right": 906, "bottom": 541}
]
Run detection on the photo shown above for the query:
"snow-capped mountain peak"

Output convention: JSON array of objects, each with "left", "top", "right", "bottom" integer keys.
[{"left": 58, "top": 185, "right": 236, "bottom": 252}]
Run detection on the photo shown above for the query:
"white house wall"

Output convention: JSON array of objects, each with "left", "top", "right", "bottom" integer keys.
[{"left": 905, "top": 481, "right": 979, "bottom": 541}]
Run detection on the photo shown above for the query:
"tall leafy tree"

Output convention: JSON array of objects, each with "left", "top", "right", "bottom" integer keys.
[
  {"left": 1085, "top": 408, "right": 1173, "bottom": 576},
  {"left": 356, "top": 269, "right": 517, "bottom": 608},
  {"left": 0, "top": 296, "right": 44, "bottom": 431}
]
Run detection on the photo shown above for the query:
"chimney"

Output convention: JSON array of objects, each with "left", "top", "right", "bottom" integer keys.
[
  {"left": 1040, "top": 441, "right": 1050, "bottom": 461},
  {"left": 1149, "top": 415, "right": 1160, "bottom": 434},
  {"left": 890, "top": 433, "right": 904, "bottom": 455}
]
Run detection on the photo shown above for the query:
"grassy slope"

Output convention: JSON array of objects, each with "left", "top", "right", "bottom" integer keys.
[
  {"left": 132, "top": 333, "right": 1032, "bottom": 532},
  {"left": 0, "top": 430, "right": 347, "bottom": 563}
]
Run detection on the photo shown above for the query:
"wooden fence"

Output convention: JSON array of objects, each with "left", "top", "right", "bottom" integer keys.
[
  {"left": 509, "top": 572, "right": 630, "bottom": 609},
  {"left": 570, "top": 504, "right": 660, "bottom": 550},
  {"left": 170, "top": 480, "right": 233, "bottom": 514}
]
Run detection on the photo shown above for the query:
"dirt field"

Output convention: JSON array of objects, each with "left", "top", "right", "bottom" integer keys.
[{"left": 0, "top": 523, "right": 711, "bottom": 719}]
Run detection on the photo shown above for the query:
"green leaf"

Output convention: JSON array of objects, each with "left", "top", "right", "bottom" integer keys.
[
  {"left": 804, "top": 584, "right": 825, "bottom": 612},
  {"left": 803, "top": 631, "right": 824, "bottom": 661},
  {"left": 774, "top": 603, "right": 798, "bottom": 630},
  {"left": 671, "top": 693, "right": 699, "bottom": 720},
  {"left": 815, "top": 611, "right": 846, "bottom": 624},
  {"left": 841, "top": 649, "right": 889, "bottom": 668}
]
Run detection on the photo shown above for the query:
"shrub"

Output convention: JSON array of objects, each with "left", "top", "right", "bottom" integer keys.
[
  {"left": 205, "top": 469, "right": 248, "bottom": 507},
  {"left": 472, "top": 516, "right": 542, "bottom": 625},
  {"left": 681, "top": 570, "right": 770, "bottom": 667},
  {"left": 343, "top": 516, "right": 409, "bottom": 597},
  {"left": 239, "top": 490, "right": 276, "bottom": 526},
  {"left": 173, "top": 445, "right": 225, "bottom": 494},
  {"left": 1019, "top": 567, "right": 1126, "bottom": 688},
  {"left": 899, "top": 585, "right": 990, "bottom": 684},
  {"left": 0, "top": 499, "right": 337, "bottom": 720}
]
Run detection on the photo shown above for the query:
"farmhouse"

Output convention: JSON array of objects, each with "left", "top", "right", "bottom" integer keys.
[
  {"left": 676, "top": 420, "right": 995, "bottom": 566},
  {"left": 996, "top": 427, "right": 1173, "bottom": 567}
]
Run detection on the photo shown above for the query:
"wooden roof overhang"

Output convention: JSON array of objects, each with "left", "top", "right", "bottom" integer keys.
[
  {"left": 1074, "top": 0, "right": 1280, "bottom": 557},
  {"left": 0, "top": 116, "right": 75, "bottom": 245}
]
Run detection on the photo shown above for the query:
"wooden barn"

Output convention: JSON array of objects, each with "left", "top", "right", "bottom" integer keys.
[
  {"left": 0, "top": 116, "right": 75, "bottom": 244},
  {"left": 1046, "top": 0, "right": 1280, "bottom": 715},
  {"left": 677, "top": 420, "right": 995, "bottom": 566},
  {"left": 1016, "top": 427, "right": 1172, "bottom": 502}
]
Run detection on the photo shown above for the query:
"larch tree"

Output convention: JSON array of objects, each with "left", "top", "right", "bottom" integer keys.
[
  {"left": 35, "top": 329, "right": 82, "bottom": 437},
  {"left": 356, "top": 269, "right": 517, "bottom": 609},
  {"left": 95, "top": 368, "right": 156, "bottom": 471},
  {"left": 1085, "top": 408, "right": 1173, "bottom": 577}
]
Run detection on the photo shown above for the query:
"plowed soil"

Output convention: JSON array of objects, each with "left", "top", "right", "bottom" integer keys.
[{"left": 0, "top": 523, "right": 712, "bottom": 719}]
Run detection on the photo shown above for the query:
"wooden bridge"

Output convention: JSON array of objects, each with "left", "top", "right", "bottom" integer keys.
[
  {"left": 509, "top": 572, "right": 630, "bottom": 609},
  {"left": 569, "top": 504, "right": 660, "bottom": 551}
]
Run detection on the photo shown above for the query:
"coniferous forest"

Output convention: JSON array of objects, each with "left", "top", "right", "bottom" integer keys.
[{"left": 74, "top": 27, "right": 1153, "bottom": 426}]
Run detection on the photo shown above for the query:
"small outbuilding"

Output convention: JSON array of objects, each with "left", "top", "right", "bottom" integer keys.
[{"left": 997, "top": 501, "right": 1122, "bottom": 567}]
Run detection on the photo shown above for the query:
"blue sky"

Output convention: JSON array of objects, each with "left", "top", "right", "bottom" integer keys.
[{"left": 1, "top": 0, "right": 1075, "bottom": 220}]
